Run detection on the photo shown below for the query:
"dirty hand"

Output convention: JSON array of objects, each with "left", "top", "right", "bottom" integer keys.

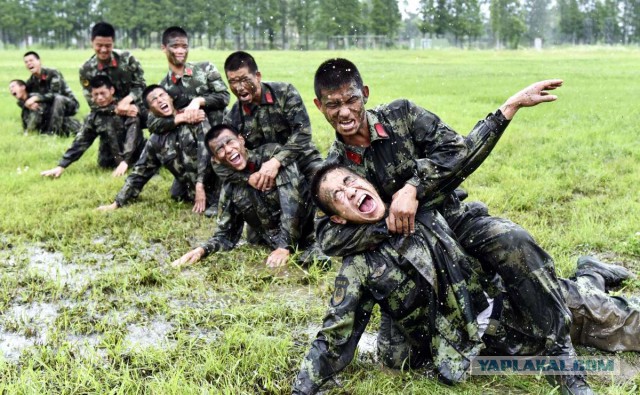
[{"left": 386, "top": 183, "right": 418, "bottom": 236}]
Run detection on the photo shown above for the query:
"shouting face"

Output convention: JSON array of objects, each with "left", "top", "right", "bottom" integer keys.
[
  {"left": 210, "top": 129, "right": 248, "bottom": 171},
  {"left": 319, "top": 167, "right": 385, "bottom": 225},
  {"left": 314, "top": 82, "right": 369, "bottom": 141},
  {"left": 146, "top": 88, "right": 174, "bottom": 117},
  {"left": 9, "top": 81, "right": 27, "bottom": 101},
  {"left": 23, "top": 54, "right": 41, "bottom": 76},
  {"left": 90, "top": 85, "right": 115, "bottom": 107},
  {"left": 226, "top": 66, "right": 262, "bottom": 105}
]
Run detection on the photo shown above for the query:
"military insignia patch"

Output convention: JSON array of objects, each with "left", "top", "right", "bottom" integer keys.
[
  {"left": 82, "top": 79, "right": 89, "bottom": 87},
  {"left": 316, "top": 210, "right": 325, "bottom": 218},
  {"left": 332, "top": 276, "right": 349, "bottom": 306}
]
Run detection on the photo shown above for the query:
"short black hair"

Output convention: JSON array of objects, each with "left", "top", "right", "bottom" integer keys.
[
  {"left": 142, "top": 84, "right": 165, "bottom": 108},
  {"left": 9, "top": 79, "right": 26, "bottom": 87},
  {"left": 89, "top": 75, "right": 113, "bottom": 90},
  {"left": 204, "top": 124, "right": 240, "bottom": 156},
  {"left": 309, "top": 161, "right": 358, "bottom": 216},
  {"left": 23, "top": 51, "right": 40, "bottom": 60},
  {"left": 224, "top": 51, "right": 258, "bottom": 74},
  {"left": 314, "top": 58, "right": 363, "bottom": 100},
  {"left": 92, "top": 22, "right": 115, "bottom": 40},
  {"left": 162, "top": 26, "right": 188, "bottom": 46}
]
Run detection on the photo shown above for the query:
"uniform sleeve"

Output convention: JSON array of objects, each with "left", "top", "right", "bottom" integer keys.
[
  {"left": 402, "top": 101, "right": 510, "bottom": 203},
  {"left": 212, "top": 161, "right": 249, "bottom": 185},
  {"left": 79, "top": 64, "right": 95, "bottom": 110},
  {"left": 37, "top": 72, "right": 60, "bottom": 104},
  {"left": 121, "top": 116, "right": 143, "bottom": 165},
  {"left": 200, "top": 184, "right": 243, "bottom": 256},
  {"left": 315, "top": 212, "right": 391, "bottom": 257},
  {"left": 58, "top": 116, "right": 99, "bottom": 168},
  {"left": 126, "top": 55, "right": 146, "bottom": 103},
  {"left": 195, "top": 124, "right": 212, "bottom": 184},
  {"left": 201, "top": 62, "right": 230, "bottom": 110},
  {"left": 271, "top": 84, "right": 313, "bottom": 168},
  {"left": 293, "top": 257, "right": 374, "bottom": 394},
  {"left": 272, "top": 163, "right": 305, "bottom": 250},
  {"left": 115, "top": 142, "right": 160, "bottom": 206},
  {"left": 146, "top": 112, "right": 176, "bottom": 135}
]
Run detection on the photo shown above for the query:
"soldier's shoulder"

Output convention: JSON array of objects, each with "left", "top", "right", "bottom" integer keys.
[
  {"left": 79, "top": 55, "right": 97, "bottom": 72},
  {"left": 265, "top": 81, "right": 294, "bottom": 92}
]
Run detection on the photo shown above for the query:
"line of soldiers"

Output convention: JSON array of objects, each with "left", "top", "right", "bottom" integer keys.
[{"left": 12, "top": 21, "right": 639, "bottom": 395}]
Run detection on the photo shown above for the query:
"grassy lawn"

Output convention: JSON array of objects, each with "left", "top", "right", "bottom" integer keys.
[{"left": 0, "top": 47, "right": 639, "bottom": 393}]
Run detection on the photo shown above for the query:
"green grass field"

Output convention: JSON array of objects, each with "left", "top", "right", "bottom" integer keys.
[{"left": 0, "top": 47, "right": 639, "bottom": 394}]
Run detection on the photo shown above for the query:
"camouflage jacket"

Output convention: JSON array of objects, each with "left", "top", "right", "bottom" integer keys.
[
  {"left": 115, "top": 120, "right": 210, "bottom": 206},
  {"left": 25, "top": 67, "right": 79, "bottom": 112},
  {"left": 293, "top": 209, "right": 489, "bottom": 394},
  {"left": 217, "top": 81, "right": 322, "bottom": 184},
  {"left": 316, "top": 100, "right": 511, "bottom": 256},
  {"left": 59, "top": 104, "right": 144, "bottom": 168},
  {"left": 147, "top": 61, "right": 230, "bottom": 135},
  {"left": 79, "top": 50, "right": 146, "bottom": 110},
  {"left": 201, "top": 144, "right": 312, "bottom": 255}
]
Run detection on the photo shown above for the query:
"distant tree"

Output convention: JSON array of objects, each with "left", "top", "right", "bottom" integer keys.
[
  {"left": 290, "top": 0, "right": 318, "bottom": 49},
  {"left": 316, "top": 0, "right": 363, "bottom": 48},
  {"left": 558, "top": 0, "right": 584, "bottom": 43},
  {"left": 491, "top": 0, "right": 526, "bottom": 49},
  {"left": 523, "top": 0, "right": 550, "bottom": 43},
  {"left": 370, "top": 0, "right": 402, "bottom": 40},
  {"left": 449, "top": 0, "right": 483, "bottom": 46}
]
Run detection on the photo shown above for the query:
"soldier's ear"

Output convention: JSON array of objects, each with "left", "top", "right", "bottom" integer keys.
[
  {"left": 362, "top": 85, "right": 369, "bottom": 104},
  {"left": 329, "top": 215, "right": 347, "bottom": 225},
  {"left": 313, "top": 98, "right": 322, "bottom": 111}
]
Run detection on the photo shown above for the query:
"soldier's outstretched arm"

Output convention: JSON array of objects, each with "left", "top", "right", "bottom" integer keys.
[{"left": 499, "top": 79, "right": 563, "bottom": 120}]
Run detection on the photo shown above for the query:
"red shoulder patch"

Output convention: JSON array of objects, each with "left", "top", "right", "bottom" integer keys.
[
  {"left": 185, "top": 68, "right": 193, "bottom": 76},
  {"left": 265, "top": 90, "right": 274, "bottom": 104},
  {"left": 41, "top": 74, "right": 47, "bottom": 81},
  {"left": 346, "top": 150, "right": 362, "bottom": 165},
  {"left": 248, "top": 162, "right": 256, "bottom": 173},
  {"left": 374, "top": 123, "right": 388, "bottom": 138}
]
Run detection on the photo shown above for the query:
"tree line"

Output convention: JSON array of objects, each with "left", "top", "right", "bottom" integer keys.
[{"left": 0, "top": 0, "right": 639, "bottom": 49}]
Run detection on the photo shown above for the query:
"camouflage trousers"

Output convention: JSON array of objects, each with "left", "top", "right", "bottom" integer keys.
[
  {"left": 169, "top": 171, "right": 220, "bottom": 211},
  {"left": 25, "top": 95, "right": 80, "bottom": 136}
]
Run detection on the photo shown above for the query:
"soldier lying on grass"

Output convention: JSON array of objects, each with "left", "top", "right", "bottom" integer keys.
[
  {"left": 293, "top": 164, "right": 639, "bottom": 394},
  {"left": 97, "top": 84, "right": 216, "bottom": 214},
  {"left": 40, "top": 75, "right": 145, "bottom": 178},
  {"left": 172, "top": 124, "right": 329, "bottom": 268}
]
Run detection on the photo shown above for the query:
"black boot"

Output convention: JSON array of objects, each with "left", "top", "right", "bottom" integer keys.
[
  {"left": 576, "top": 256, "right": 634, "bottom": 289},
  {"left": 547, "top": 373, "right": 594, "bottom": 395}
]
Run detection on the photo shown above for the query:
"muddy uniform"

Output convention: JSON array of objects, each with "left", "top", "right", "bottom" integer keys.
[
  {"left": 217, "top": 82, "right": 322, "bottom": 185},
  {"left": 79, "top": 50, "right": 147, "bottom": 122},
  {"left": 23, "top": 67, "right": 81, "bottom": 135},
  {"left": 294, "top": 209, "right": 492, "bottom": 394},
  {"left": 147, "top": 61, "right": 230, "bottom": 134},
  {"left": 201, "top": 144, "right": 314, "bottom": 255},
  {"left": 316, "top": 99, "right": 574, "bottom": 362},
  {"left": 114, "top": 121, "right": 214, "bottom": 207},
  {"left": 57, "top": 104, "right": 145, "bottom": 169}
]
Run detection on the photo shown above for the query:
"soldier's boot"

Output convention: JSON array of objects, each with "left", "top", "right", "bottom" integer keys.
[
  {"left": 297, "top": 241, "right": 332, "bottom": 269},
  {"left": 576, "top": 256, "right": 634, "bottom": 291},
  {"left": 547, "top": 373, "right": 593, "bottom": 395}
]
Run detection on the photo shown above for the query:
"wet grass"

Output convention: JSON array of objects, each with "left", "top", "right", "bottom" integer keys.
[{"left": 0, "top": 47, "right": 639, "bottom": 393}]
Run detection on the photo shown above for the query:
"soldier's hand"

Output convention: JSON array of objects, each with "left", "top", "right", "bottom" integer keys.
[
  {"left": 256, "top": 158, "right": 280, "bottom": 191},
  {"left": 25, "top": 96, "right": 40, "bottom": 111},
  {"left": 40, "top": 166, "right": 65, "bottom": 178},
  {"left": 96, "top": 202, "right": 119, "bottom": 212},
  {"left": 387, "top": 184, "right": 418, "bottom": 236},
  {"left": 172, "top": 247, "right": 205, "bottom": 268},
  {"left": 183, "top": 108, "right": 206, "bottom": 124},
  {"left": 248, "top": 172, "right": 271, "bottom": 191},
  {"left": 112, "top": 161, "right": 129, "bottom": 177},
  {"left": 266, "top": 248, "right": 290, "bottom": 268},
  {"left": 500, "top": 79, "right": 563, "bottom": 120},
  {"left": 192, "top": 182, "right": 206, "bottom": 214}
]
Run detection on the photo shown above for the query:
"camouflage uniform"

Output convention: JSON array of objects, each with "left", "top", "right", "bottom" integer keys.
[
  {"left": 114, "top": 121, "right": 214, "bottom": 207},
  {"left": 200, "top": 144, "right": 314, "bottom": 256},
  {"left": 22, "top": 67, "right": 81, "bottom": 136},
  {"left": 79, "top": 50, "right": 147, "bottom": 122},
  {"left": 57, "top": 104, "right": 145, "bottom": 170},
  {"left": 147, "top": 61, "right": 230, "bottom": 135},
  {"left": 218, "top": 81, "right": 322, "bottom": 185},
  {"left": 316, "top": 100, "right": 575, "bottom": 364},
  {"left": 293, "top": 209, "right": 491, "bottom": 394}
]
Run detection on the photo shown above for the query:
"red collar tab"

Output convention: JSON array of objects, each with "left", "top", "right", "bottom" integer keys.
[
  {"left": 265, "top": 90, "right": 274, "bottom": 104},
  {"left": 247, "top": 162, "right": 257, "bottom": 173},
  {"left": 346, "top": 150, "right": 362, "bottom": 165},
  {"left": 242, "top": 104, "right": 252, "bottom": 115},
  {"left": 40, "top": 73, "right": 47, "bottom": 81},
  {"left": 97, "top": 62, "right": 103, "bottom": 71},
  {"left": 374, "top": 123, "right": 388, "bottom": 138},
  {"left": 171, "top": 73, "right": 178, "bottom": 84},
  {"left": 185, "top": 68, "right": 192, "bottom": 76},
  {"left": 111, "top": 58, "right": 118, "bottom": 67}
]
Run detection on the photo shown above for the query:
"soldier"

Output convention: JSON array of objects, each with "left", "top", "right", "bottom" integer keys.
[
  {"left": 311, "top": 58, "right": 589, "bottom": 394},
  {"left": 40, "top": 76, "right": 145, "bottom": 178},
  {"left": 9, "top": 79, "right": 40, "bottom": 134},
  {"left": 221, "top": 51, "right": 322, "bottom": 192},
  {"left": 97, "top": 85, "right": 215, "bottom": 213},
  {"left": 148, "top": 26, "right": 230, "bottom": 216},
  {"left": 294, "top": 165, "right": 637, "bottom": 394},
  {"left": 22, "top": 51, "right": 81, "bottom": 136},
  {"left": 79, "top": 22, "right": 146, "bottom": 124},
  {"left": 172, "top": 124, "right": 327, "bottom": 268}
]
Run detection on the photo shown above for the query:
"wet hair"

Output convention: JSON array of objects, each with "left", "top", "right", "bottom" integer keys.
[
  {"left": 314, "top": 58, "right": 363, "bottom": 100},
  {"left": 23, "top": 51, "right": 40, "bottom": 60},
  {"left": 309, "top": 161, "right": 358, "bottom": 216},
  {"left": 141, "top": 84, "right": 165, "bottom": 108},
  {"left": 204, "top": 124, "right": 240, "bottom": 156},
  {"left": 89, "top": 75, "right": 114, "bottom": 90},
  {"left": 162, "top": 26, "right": 188, "bottom": 46},
  {"left": 91, "top": 22, "right": 115, "bottom": 40},
  {"left": 9, "top": 79, "right": 26, "bottom": 87},
  {"left": 224, "top": 51, "right": 258, "bottom": 74}
]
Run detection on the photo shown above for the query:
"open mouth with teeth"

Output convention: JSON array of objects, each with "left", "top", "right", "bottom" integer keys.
[
  {"left": 228, "top": 152, "right": 242, "bottom": 165},
  {"left": 357, "top": 193, "right": 376, "bottom": 213},
  {"left": 159, "top": 102, "right": 170, "bottom": 112}
]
